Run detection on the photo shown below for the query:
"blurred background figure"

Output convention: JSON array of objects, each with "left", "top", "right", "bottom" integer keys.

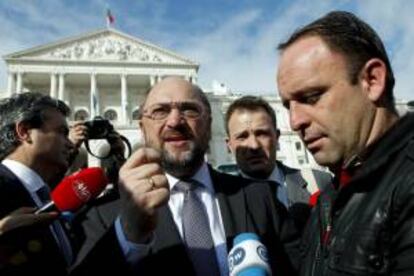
[{"left": 225, "top": 96, "right": 331, "bottom": 230}]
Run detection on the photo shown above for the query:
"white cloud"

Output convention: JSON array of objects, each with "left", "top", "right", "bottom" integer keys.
[
  {"left": 0, "top": 0, "right": 107, "bottom": 91},
  {"left": 356, "top": 0, "right": 414, "bottom": 100},
  {"left": 179, "top": 1, "right": 335, "bottom": 95},
  {"left": 0, "top": 0, "right": 413, "bottom": 101}
]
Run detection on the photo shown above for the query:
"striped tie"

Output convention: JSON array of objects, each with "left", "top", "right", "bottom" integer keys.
[{"left": 176, "top": 180, "right": 220, "bottom": 276}]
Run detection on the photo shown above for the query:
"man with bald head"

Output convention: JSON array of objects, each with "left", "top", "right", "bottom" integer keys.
[{"left": 74, "top": 77, "right": 300, "bottom": 275}]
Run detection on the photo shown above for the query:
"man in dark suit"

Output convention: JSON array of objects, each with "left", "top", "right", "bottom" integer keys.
[
  {"left": 225, "top": 96, "right": 331, "bottom": 230},
  {"left": 73, "top": 77, "right": 300, "bottom": 275},
  {"left": 0, "top": 93, "right": 144, "bottom": 276},
  {"left": 0, "top": 92, "right": 75, "bottom": 275}
]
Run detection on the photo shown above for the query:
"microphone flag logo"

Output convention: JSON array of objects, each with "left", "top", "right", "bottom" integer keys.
[{"left": 72, "top": 180, "right": 92, "bottom": 202}]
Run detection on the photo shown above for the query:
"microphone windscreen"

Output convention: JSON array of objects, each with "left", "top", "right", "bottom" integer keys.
[
  {"left": 51, "top": 167, "right": 108, "bottom": 212},
  {"left": 228, "top": 233, "right": 271, "bottom": 276}
]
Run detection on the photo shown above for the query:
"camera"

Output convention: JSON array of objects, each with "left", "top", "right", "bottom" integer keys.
[
  {"left": 84, "top": 116, "right": 114, "bottom": 140},
  {"left": 82, "top": 116, "right": 132, "bottom": 160}
]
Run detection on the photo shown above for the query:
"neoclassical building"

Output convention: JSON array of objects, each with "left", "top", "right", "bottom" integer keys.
[{"left": 2, "top": 27, "right": 412, "bottom": 170}]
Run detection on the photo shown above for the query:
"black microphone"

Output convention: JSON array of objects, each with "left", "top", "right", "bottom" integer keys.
[
  {"left": 35, "top": 167, "right": 108, "bottom": 214},
  {"left": 228, "top": 233, "right": 271, "bottom": 276}
]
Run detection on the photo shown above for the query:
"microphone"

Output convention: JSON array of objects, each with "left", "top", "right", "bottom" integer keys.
[
  {"left": 35, "top": 167, "right": 108, "bottom": 214},
  {"left": 228, "top": 233, "right": 271, "bottom": 276}
]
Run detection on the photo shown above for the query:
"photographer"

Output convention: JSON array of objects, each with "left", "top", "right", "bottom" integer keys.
[
  {"left": 68, "top": 118, "right": 129, "bottom": 266},
  {"left": 67, "top": 121, "right": 88, "bottom": 173},
  {"left": 67, "top": 118, "right": 128, "bottom": 185}
]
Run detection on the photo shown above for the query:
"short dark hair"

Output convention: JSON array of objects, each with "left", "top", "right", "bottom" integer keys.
[
  {"left": 225, "top": 96, "right": 277, "bottom": 135},
  {"left": 0, "top": 92, "right": 70, "bottom": 160},
  {"left": 137, "top": 80, "right": 212, "bottom": 120},
  {"left": 278, "top": 11, "right": 396, "bottom": 110}
]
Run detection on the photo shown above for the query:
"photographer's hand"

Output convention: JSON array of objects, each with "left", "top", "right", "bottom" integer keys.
[{"left": 69, "top": 121, "right": 88, "bottom": 148}]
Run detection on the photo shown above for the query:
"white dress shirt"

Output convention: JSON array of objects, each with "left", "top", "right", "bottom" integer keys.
[{"left": 167, "top": 162, "right": 228, "bottom": 275}]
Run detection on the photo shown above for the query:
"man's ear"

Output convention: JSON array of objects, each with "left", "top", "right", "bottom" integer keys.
[
  {"left": 275, "top": 128, "right": 281, "bottom": 139},
  {"left": 360, "top": 58, "right": 387, "bottom": 103},
  {"left": 225, "top": 137, "right": 233, "bottom": 154},
  {"left": 274, "top": 128, "right": 281, "bottom": 151},
  {"left": 15, "top": 121, "right": 32, "bottom": 143}
]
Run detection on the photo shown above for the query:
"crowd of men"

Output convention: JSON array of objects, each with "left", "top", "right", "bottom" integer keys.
[{"left": 1, "top": 10, "right": 414, "bottom": 276}]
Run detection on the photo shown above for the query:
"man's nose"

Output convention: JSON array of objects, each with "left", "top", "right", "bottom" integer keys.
[
  {"left": 289, "top": 102, "right": 310, "bottom": 131},
  {"left": 246, "top": 135, "right": 260, "bottom": 149},
  {"left": 165, "top": 108, "right": 184, "bottom": 127}
]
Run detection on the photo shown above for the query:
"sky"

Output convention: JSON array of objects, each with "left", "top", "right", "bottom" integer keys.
[{"left": 0, "top": 0, "right": 413, "bottom": 101}]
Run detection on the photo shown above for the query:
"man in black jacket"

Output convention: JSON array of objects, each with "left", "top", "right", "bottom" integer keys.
[
  {"left": 0, "top": 93, "right": 138, "bottom": 276},
  {"left": 0, "top": 93, "right": 75, "bottom": 275},
  {"left": 277, "top": 10, "right": 414, "bottom": 275}
]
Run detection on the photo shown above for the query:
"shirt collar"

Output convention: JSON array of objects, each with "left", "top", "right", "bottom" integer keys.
[
  {"left": 1, "top": 159, "right": 47, "bottom": 193},
  {"left": 167, "top": 162, "right": 214, "bottom": 193},
  {"left": 267, "top": 165, "right": 284, "bottom": 186}
]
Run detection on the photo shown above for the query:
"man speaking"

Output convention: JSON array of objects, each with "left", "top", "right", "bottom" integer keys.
[{"left": 73, "top": 77, "right": 300, "bottom": 275}]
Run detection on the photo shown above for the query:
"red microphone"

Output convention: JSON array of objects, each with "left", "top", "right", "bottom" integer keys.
[{"left": 35, "top": 167, "right": 108, "bottom": 214}]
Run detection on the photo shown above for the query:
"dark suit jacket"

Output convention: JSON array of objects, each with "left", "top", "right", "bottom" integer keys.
[
  {"left": 277, "top": 161, "right": 331, "bottom": 205},
  {"left": 0, "top": 164, "right": 70, "bottom": 275},
  {"left": 277, "top": 161, "right": 332, "bottom": 230},
  {"left": 72, "top": 167, "right": 301, "bottom": 275}
]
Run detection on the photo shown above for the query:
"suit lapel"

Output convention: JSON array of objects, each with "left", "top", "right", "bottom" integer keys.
[
  {"left": 0, "top": 164, "right": 68, "bottom": 270},
  {"left": 283, "top": 168, "right": 310, "bottom": 204},
  {"left": 0, "top": 164, "right": 36, "bottom": 214},
  {"left": 210, "top": 167, "right": 248, "bottom": 249},
  {"left": 151, "top": 204, "right": 195, "bottom": 274},
  {"left": 152, "top": 205, "right": 184, "bottom": 252}
]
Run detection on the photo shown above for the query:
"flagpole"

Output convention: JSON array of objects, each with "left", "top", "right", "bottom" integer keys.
[{"left": 106, "top": 8, "right": 115, "bottom": 29}]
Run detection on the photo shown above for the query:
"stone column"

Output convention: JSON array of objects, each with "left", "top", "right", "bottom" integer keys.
[
  {"left": 58, "top": 73, "right": 65, "bottom": 101},
  {"left": 121, "top": 74, "right": 128, "bottom": 124},
  {"left": 150, "top": 75, "right": 156, "bottom": 87},
  {"left": 7, "top": 72, "right": 15, "bottom": 96},
  {"left": 16, "top": 72, "right": 23, "bottom": 94},
  {"left": 90, "top": 73, "right": 98, "bottom": 118},
  {"left": 50, "top": 73, "right": 57, "bottom": 98}
]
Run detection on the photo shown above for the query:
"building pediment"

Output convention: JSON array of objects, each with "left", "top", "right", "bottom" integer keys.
[{"left": 4, "top": 28, "right": 198, "bottom": 67}]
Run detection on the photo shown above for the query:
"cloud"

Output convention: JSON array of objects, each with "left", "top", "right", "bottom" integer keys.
[
  {"left": 0, "top": 0, "right": 107, "bottom": 92},
  {"left": 356, "top": 0, "right": 414, "bottom": 100},
  {"left": 0, "top": 0, "right": 413, "bottom": 101},
  {"left": 179, "top": 1, "right": 336, "bottom": 95}
]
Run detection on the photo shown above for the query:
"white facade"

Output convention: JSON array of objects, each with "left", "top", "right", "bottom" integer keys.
[{"left": 2, "top": 27, "right": 412, "bottom": 170}]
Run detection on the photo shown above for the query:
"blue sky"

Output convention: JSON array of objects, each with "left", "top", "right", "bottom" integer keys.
[{"left": 0, "top": 0, "right": 413, "bottom": 100}]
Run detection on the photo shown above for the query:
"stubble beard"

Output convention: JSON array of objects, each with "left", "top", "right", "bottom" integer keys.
[{"left": 161, "top": 140, "right": 207, "bottom": 178}]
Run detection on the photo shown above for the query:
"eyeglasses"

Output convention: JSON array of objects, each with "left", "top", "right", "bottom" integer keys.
[{"left": 142, "top": 102, "right": 204, "bottom": 121}]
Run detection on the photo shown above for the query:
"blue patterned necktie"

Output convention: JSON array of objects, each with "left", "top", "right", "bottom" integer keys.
[
  {"left": 36, "top": 186, "right": 73, "bottom": 265},
  {"left": 175, "top": 180, "right": 220, "bottom": 276}
]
